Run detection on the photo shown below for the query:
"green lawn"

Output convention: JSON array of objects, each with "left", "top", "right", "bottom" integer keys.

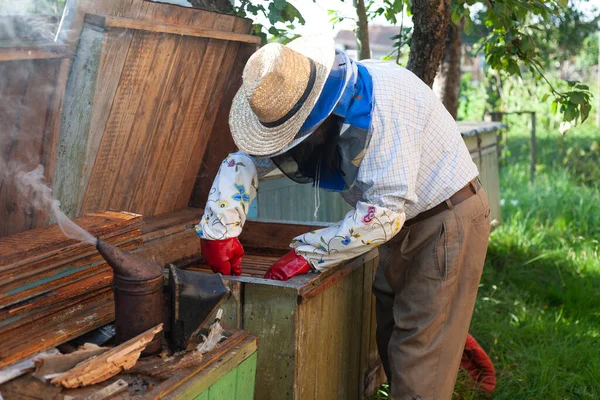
[{"left": 376, "top": 122, "right": 600, "bottom": 399}]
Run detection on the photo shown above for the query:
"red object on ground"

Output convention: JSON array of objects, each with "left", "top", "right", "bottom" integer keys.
[
  {"left": 200, "top": 238, "right": 244, "bottom": 276},
  {"left": 264, "top": 250, "right": 311, "bottom": 280},
  {"left": 460, "top": 333, "right": 497, "bottom": 393}
]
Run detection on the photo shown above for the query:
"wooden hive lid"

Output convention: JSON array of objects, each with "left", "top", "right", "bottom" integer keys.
[{"left": 0, "top": 0, "right": 259, "bottom": 238}]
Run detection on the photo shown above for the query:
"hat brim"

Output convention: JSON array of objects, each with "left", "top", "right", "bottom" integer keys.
[{"left": 229, "top": 35, "right": 336, "bottom": 157}]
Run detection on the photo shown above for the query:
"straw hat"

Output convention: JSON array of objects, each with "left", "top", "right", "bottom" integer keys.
[{"left": 229, "top": 35, "right": 335, "bottom": 156}]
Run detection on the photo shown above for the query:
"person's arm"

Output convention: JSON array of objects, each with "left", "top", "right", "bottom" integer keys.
[
  {"left": 290, "top": 201, "right": 405, "bottom": 270},
  {"left": 265, "top": 112, "right": 424, "bottom": 279},
  {"left": 195, "top": 152, "right": 274, "bottom": 240},
  {"left": 196, "top": 152, "right": 275, "bottom": 275}
]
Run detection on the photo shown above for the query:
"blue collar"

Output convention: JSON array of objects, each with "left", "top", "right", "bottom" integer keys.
[{"left": 299, "top": 52, "right": 373, "bottom": 134}]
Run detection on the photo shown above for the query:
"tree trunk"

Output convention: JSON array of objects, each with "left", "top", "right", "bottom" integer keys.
[
  {"left": 188, "top": 0, "right": 232, "bottom": 14},
  {"left": 434, "top": 20, "right": 463, "bottom": 119},
  {"left": 407, "top": 0, "right": 451, "bottom": 86},
  {"left": 354, "top": 0, "right": 371, "bottom": 60}
]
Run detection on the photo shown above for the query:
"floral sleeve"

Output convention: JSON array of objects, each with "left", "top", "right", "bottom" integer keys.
[
  {"left": 195, "top": 153, "right": 258, "bottom": 240},
  {"left": 291, "top": 202, "right": 406, "bottom": 271}
]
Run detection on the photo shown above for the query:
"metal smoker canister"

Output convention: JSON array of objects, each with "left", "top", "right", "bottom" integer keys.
[{"left": 96, "top": 239, "right": 163, "bottom": 356}]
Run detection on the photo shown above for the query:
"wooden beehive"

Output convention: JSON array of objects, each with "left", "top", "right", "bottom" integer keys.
[{"left": 135, "top": 209, "right": 386, "bottom": 400}]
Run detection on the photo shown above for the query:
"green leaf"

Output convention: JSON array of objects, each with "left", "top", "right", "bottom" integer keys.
[
  {"left": 552, "top": 101, "right": 558, "bottom": 115},
  {"left": 569, "top": 92, "right": 585, "bottom": 104},
  {"left": 558, "top": 0, "right": 568, "bottom": 6},
  {"left": 541, "top": 93, "right": 550, "bottom": 102},
  {"left": 564, "top": 105, "right": 576, "bottom": 121},
  {"left": 464, "top": 17, "right": 474, "bottom": 35},
  {"left": 507, "top": 60, "right": 521, "bottom": 77},
  {"left": 581, "top": 101, "right": 592, "bottom": 123}
]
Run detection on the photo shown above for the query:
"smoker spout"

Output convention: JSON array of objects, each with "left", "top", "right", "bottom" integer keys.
[{"left": 96, "top": 239, "right": 162, "bottom": 280}]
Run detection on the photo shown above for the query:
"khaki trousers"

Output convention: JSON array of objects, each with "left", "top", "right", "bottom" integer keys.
[{"left": 373, "top": 187, "right": 491, "bottom": 400}]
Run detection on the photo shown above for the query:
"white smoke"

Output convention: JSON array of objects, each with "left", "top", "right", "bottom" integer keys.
[
  {"left": 1, "top": 2, "right": 96, "bottom": 245},
  {"left": 4, "top": 163, "right": 97, "bottom": 246}
]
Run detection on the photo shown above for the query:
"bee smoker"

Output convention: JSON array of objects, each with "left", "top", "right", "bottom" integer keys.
[{"left": 96, "top": 239, "right": 164, "bottom": 356}]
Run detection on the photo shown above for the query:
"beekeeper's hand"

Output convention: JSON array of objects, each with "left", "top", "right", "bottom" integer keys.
[
  {"left": 201, "top": 238, "right": 244, "bottom": 276},
  {"left": 264, "top": 250, "right": 311, "bottom": 281}
]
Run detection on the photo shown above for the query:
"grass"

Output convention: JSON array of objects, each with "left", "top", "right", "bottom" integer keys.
[{"left": 374, "top": 121, "right": 600, "bottom": 399}]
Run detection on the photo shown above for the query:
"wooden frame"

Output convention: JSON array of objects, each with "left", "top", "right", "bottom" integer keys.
[{"left": 84, "top": 14, "right": 261, "bottom": 44}]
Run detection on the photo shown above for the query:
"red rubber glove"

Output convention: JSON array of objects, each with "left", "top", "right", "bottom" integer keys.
[
  {"left": 460, "top": 334, "right": 496, "bottom": 394},
  {"left": 200, "top": 238, "right": 244, "bottom": 276},
  {"left": 264, "top": 250, "right": 311, "bottom": 281}
]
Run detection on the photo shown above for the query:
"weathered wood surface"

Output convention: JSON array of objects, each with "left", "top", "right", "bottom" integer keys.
[
  {"left": 189, "top": 43, "right": 257, "bottom": 209},
  {"left": 0, "top": 290, "right": 115, "bottom": 369},
  {"left": 33, "top": 343, "right": 109, "bottom": 383},
  {"left": 0, "top": 58, "right": 64, "bottom": 237},
  {"left": 73, "top": 22, "right": 254, "bottom": 219},
  {"left": 51, "top": 324, "right": 163, "bottom": 388},
  {"left": 187, "top": 249, "right": 383, "bottom": 400},
  {"left": 85, "top": 14, "right": 260, "bottom": 44},
  {"left": 0, "top": 211, "right": 140, "bottom": 271},
  {"left": 458, "top": 121, "right": 507, "bottom": 136},
  {"left": 0, "top": 45, "right": 70, "bottom": 61},
  {"left": 2, "top": 0, "right": 255, "bottom": 237},
  {"left": 0, "top": 212, "right": 142, "bottom": 369},
  {"left": 463, "top": 131, "right": 502, "bottom": 224},
  {"left": 151, "top": 330, "right": 258, "bottom": 399}
]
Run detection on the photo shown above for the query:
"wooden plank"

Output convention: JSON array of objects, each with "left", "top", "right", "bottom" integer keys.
[
  {"left": 129, "top": 35, "right": 209, "bottom": 215},
  {"left": 0, "top": 59, "right": 61, "bottom": 236},
  {"left": 108, "top": 33, "right": 181, "bottom": 214},
  {"left": 0, "top": 274, "right": 112, "bottom": 333},
  {"left": 243, "top": 284, "right": 297, "bottom": 400},
  {"left": 142, "top": 229, "right": 201, "bottom": 267},
  {"left": 81, "top": 30, "right": 161, "bottom": 214},
  {"left": 0, "top": 61, "right": 34, "bottom": 238},
  {"left": 37, "top": 56, "right": 74, "bottom": 229},
  {"left": 70, "top": 27, "right": 134, "bottom": 217},
  {"left": 53, "top": 25, "right": 105, "bottom": 218},
  {"left": 233, "top": 351, "right": 257, "bottom": 400},
  {"left": 0, "top": 290, "right": 114, "bottom": 369},
  {"left": 85, "top": 15, "right": 260, "bottom": 44},
  {"left": 156, "top": 335, "right": 257, "bottom": 400},
  {"left": 0, "top": 228, "right": 138, "bottom": 283},
  {"left": 196, "top": 391, "right": 210, "bottom": 400},
  {"left": 140, "top": 207, "right": 203, "bottom": 235},
  {"left": 295, "top": 264, "right": 364, "bottom": 400},
  {"left": 0, "top": 211, "right": 140, "bottom": 270},
  {"left": 239, "top": 220, "right": 331, "bottom": 255},
  {"left": 158, "top": 38, "right": 234, "bottom": 213},
  {"left": 51, "top": 324, "right": 163, "bottom": 388},
  {"left": 0, "top": 239, "right": 138, "bottom": 311},
  {"left": 149, "top": 330, "right": 253, "bottom": 398},
  {"left": 84, "top": 379, "right": 128, "bottom": 400},
  {"left": 0, "top": 45, "right": 70, "bottom": 61},
  {"left": 189, "top": 43, "right": 256, "bottom": 209},
  {"left": 206, "top": 364, "right": 237, "bottom": 399},
  {"left": 172, "top": 39, "right": 239, "bottom": 211}
]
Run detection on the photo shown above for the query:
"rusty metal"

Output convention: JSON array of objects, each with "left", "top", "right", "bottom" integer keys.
[
  {"left": 168, "top": 266, "right": 229, "bottom": 351},
  {"left": 96, "top": 239, "right": 164, "bottom": 356}
]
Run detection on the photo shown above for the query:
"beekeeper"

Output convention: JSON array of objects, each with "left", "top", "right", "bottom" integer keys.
[{"left": 195, "top": 35, "right": 492, "bottom": 399}]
